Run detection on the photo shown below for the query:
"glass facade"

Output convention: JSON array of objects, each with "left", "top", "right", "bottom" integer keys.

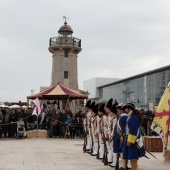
[{"left": 98, "top": 67, "right": 170, "bottom": 108}]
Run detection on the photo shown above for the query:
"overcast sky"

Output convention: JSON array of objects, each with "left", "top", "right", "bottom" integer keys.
[{"left": 0, "top": 0, "right": 170, "bottom": 102}]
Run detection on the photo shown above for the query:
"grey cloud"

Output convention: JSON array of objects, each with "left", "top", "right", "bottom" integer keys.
[{"left": 0, "top": 0, "right": 170, "bottom": 101}]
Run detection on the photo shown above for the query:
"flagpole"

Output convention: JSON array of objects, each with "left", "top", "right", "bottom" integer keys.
[
  {"left": 32, "top": 98, "right": 42, "bottom": 138},
  {"left": 36, "top": 115, "right": 38, "bottom": 138}
]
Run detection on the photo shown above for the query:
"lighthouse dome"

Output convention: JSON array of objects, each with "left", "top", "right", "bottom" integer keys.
[{"left": 58, "top": 22, "right": 73, "bottom": 35}]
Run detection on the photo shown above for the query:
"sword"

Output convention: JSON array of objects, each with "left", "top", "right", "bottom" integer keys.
[
  {"left": 145, "top": 149, "right": 157, "bottom": 159},
  {"left": 136, "top": 143, "right": 157, "bottom": 159},
  {"left": 136, "top": 144, "right": 150, "bottom": 159}
]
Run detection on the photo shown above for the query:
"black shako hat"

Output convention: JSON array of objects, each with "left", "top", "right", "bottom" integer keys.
[
  {"left": 111, "top": 103, "right": 118, "bottom": 114},
  {"left": 90, "top": 101, "right": 95, "bottom": 110},
  {"left": 92, "top": 104, "right": 98, "bottom": 114},
  {"left": 85, "top": 100, "right": 91, "bottom": 108},
  {"left": 98, "top": 103, "right": 105, "bottom": 113},
  {"left": 106, "top": 98, "right": 113, "bottom": 110},
  {"left": 122, "top": 103, "right": 135, "bottom": 110}
]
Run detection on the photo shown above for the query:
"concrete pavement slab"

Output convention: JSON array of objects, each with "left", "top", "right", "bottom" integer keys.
[{"left": 0, "top": 138, "right": 170, "bottom": 170}]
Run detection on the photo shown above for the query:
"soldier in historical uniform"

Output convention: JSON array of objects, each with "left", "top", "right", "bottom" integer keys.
[
  {"left": 91, "top": 104, "right": 99, "bottom": 156},
  {"left": 104, "top": 99, "right": 113, "bottom": 163},
  {"left": 87, "top": 101, "right": 95, "bottom": 153},
  {"left": 113, "top": 103, "right": 129, "bottom": 169},
  {"left": 106, "top": 101, "right": 118, "bottom": 167},
  {"left": 122, "top": 104, "right": 145, "bottom": 170},
  {"left": 96, "top": 103, "right": 105, "bottom": 159},
  {"left": 83, "top": 100, "right": 92, "bottom": 151}
]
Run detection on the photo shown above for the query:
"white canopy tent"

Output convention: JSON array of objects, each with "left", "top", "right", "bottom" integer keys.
[{"left": 9, "top": 104, "right": 21, "bottom": 109}]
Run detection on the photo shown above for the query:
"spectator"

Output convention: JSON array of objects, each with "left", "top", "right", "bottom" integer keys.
[
  {"left": 3, "top": 109, "right": 10, "bottom": 137},
  {"left": 0, "top": 108, "right": 2, "bottom": 138},
  {"left": 65, "top": 114, "right": 73, "bottom": 125},
  {"left": 75, "top": 108, "right": 82, "bottom": 119},
  {"left": 16, "top": 109, "right": 23, "bottom": 120},
  {"left": 75, "top": 117, "right": 82, "bottom": 138},
  {"left": 65, "top": 107, "right": 73, "bottom": 118},
  {"left": 50, "top": 109, "right": 57, "bottom": 138},
  {"left": 9, "top": 109, "right": 17, "bottom": 138},
  {"left": 26, "top": 109, "right": 34, "bottom": 130},
  {"left": 44, "top": 117, "right": 50, "bottom": 137},
  {"left": 0, "top": 108, "right": 3, "bottom": 121},
  {"left": 60, "top": 110, "right": 67, "bottom": 138},
  {"left": 69, "top": 116, "right": 76, "bottom": 139}
]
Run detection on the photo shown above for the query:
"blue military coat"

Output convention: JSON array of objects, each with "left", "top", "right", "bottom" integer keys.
[
  {"left": 113, "top": 114, "right": 128, "bottom": 153},
  {"left": 122, "top": 114, "right": 145, "bottom": 160}
]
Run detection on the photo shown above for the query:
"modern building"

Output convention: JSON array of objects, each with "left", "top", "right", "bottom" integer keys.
[
  {"left": 83, "top": 77, "right": 121, "bottom": 102},
  {"left": 49, "top": 18, "right": 82, "bottom": 90},
  {"left": 85, "top": 65, "right": 170, "bottom": 109}
]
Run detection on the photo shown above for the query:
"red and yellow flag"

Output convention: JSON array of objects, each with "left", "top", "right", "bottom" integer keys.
[{"left": 151, "top": 82, "right": 170, "bottom": 149}]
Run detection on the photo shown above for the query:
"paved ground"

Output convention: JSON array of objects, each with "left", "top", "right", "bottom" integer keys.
[{"left": 0, "top": 138, "right": 170, "bottom": 170}]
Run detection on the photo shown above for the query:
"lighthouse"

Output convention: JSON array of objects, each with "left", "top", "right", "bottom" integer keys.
[{"left": 49, "top": 17, "right": 82, "bottom": 90}]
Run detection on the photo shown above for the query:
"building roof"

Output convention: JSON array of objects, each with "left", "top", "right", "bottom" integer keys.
[
  {"left": 98, "top": 65, "right": 170, "bottom": 88},
  {"left": 27, "top": 83, "right": 87, "bottom": 99}
]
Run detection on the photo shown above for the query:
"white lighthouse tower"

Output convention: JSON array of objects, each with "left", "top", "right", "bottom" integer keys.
[{"left": 49, "top": 17, "right": 82, "bottom": 90}]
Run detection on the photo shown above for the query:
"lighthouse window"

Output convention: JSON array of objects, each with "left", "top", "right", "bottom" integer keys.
[
  {"left": 64, "top": 49, "right": 69, "bottom": 58},
  {"left": 64, "top": 71, "right": 68, "bottom": 79}
]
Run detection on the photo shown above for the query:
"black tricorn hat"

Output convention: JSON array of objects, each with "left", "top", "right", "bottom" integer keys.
[
  {"left": 111, "top": 103, "right": 118, "bottom": 114},
  {"left": 122, "top": 103, "right": 135, "bottom": 110},
  {"left": 116, "top": 103, "right": 124, "bottom": 110},
  {"left": 90, "top": 101, "right": 95, "bottom": 110},
  {"left": 106, "top": 98, "right": 113, "bottom": 110},
  {"left": 85, "top": 100, "right": 91, "bottom": 108},
  {"left": 98, "top": 103, "right": 105, "bottom": 113},
  {"left": 92, "top": 104, "right": 98, "bottom": 114}
]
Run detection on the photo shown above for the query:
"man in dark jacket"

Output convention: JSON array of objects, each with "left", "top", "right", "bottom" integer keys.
[
  {"left": 3, "top": 109, "right": 10, "bottom": 137},
  {"left": 60, "top": 110, "right": 67, "bottom": 137},
  {"left": 9, "top": 109, "right": 17, "bottom": 138}
]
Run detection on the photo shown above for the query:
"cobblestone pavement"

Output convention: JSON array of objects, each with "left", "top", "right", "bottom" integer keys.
[{"left": 0, "top": 138, "right": 170, "bottom": 170}]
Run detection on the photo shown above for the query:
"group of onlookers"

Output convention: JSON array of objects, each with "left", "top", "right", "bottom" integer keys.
[
  {"left": 39, "top": 107, "right": 84, "bottom": 138},
  {"left": 0, "top": 107, "right": 34, "bottom": 138},
  {"left": 0, "top": 106, "right": 85, "bottom": 139},
  {"left": 0, "top": 105, "right": 156, "bottom": 139}
]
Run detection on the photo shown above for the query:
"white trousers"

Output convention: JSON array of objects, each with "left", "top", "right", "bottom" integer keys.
[
  {"left": 92, "top": 141, "right": 98, "bottom": 155},
  {"left": 86, "top": 135, "right": 92, "bottom": 150},
  {"left": 107, "top": 141, "right": 113, "bottom": 162}
]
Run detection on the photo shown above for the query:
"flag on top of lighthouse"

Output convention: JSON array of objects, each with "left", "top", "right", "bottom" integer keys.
[
  {"left": 151, "top": 82, "right": 170, "bottom": 149},
  {"left": 32, "top": 98, "right": 43, "bottom": 116}
]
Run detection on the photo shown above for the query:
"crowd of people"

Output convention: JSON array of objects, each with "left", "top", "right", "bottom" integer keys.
[
  {"left": 0, "top": 101, "right": 157, "bottom": 170},
  {"left": 0, "top": 106, "right": 85, "bottom": 139},
  {"left": 82, "top": 99, "right": 157, "bottom": 170}
]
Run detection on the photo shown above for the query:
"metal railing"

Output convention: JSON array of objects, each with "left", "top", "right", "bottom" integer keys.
[{"left": 49, "top": 36, "right": 81, "bottom": 48}]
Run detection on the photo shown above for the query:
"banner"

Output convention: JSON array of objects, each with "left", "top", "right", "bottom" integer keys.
[
  {"left": 151, "top": 82, "right": 170, "bottom": 149},
  {"left": 32, "top": 98, "right": 43, "bottom": 116}
]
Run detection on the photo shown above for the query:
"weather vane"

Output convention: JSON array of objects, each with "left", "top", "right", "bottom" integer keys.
[{"left": 63, "top": 12, "right": 69, "bottom": 23}]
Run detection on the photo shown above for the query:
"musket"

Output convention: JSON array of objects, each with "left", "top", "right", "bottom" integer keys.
[
  {"left": 96, "top": 137, "right": 100, "bottom": 159},
  {"left": 96, "top": 117, "right": 100, "bottom": 159},
  {"left": 102, "top": 132, "right": 108, "bottom": 165},
  {"left": 89, "top": 116, "right": 94, "bottom": 154},
  {"left": 102, "top": 116, "right": 108, "bottom": 165},
  {"left": 90, "top": 130, "right": 94, "bottom": 154},
  {"left": 83, "top": 116, "right": 87, "bottom": 153},
  {"left": 90, "top": 116, "right": 97, "bottom": 155},
  {"left": 83, "top": 132, "right": 87, "bottom": 153}
]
